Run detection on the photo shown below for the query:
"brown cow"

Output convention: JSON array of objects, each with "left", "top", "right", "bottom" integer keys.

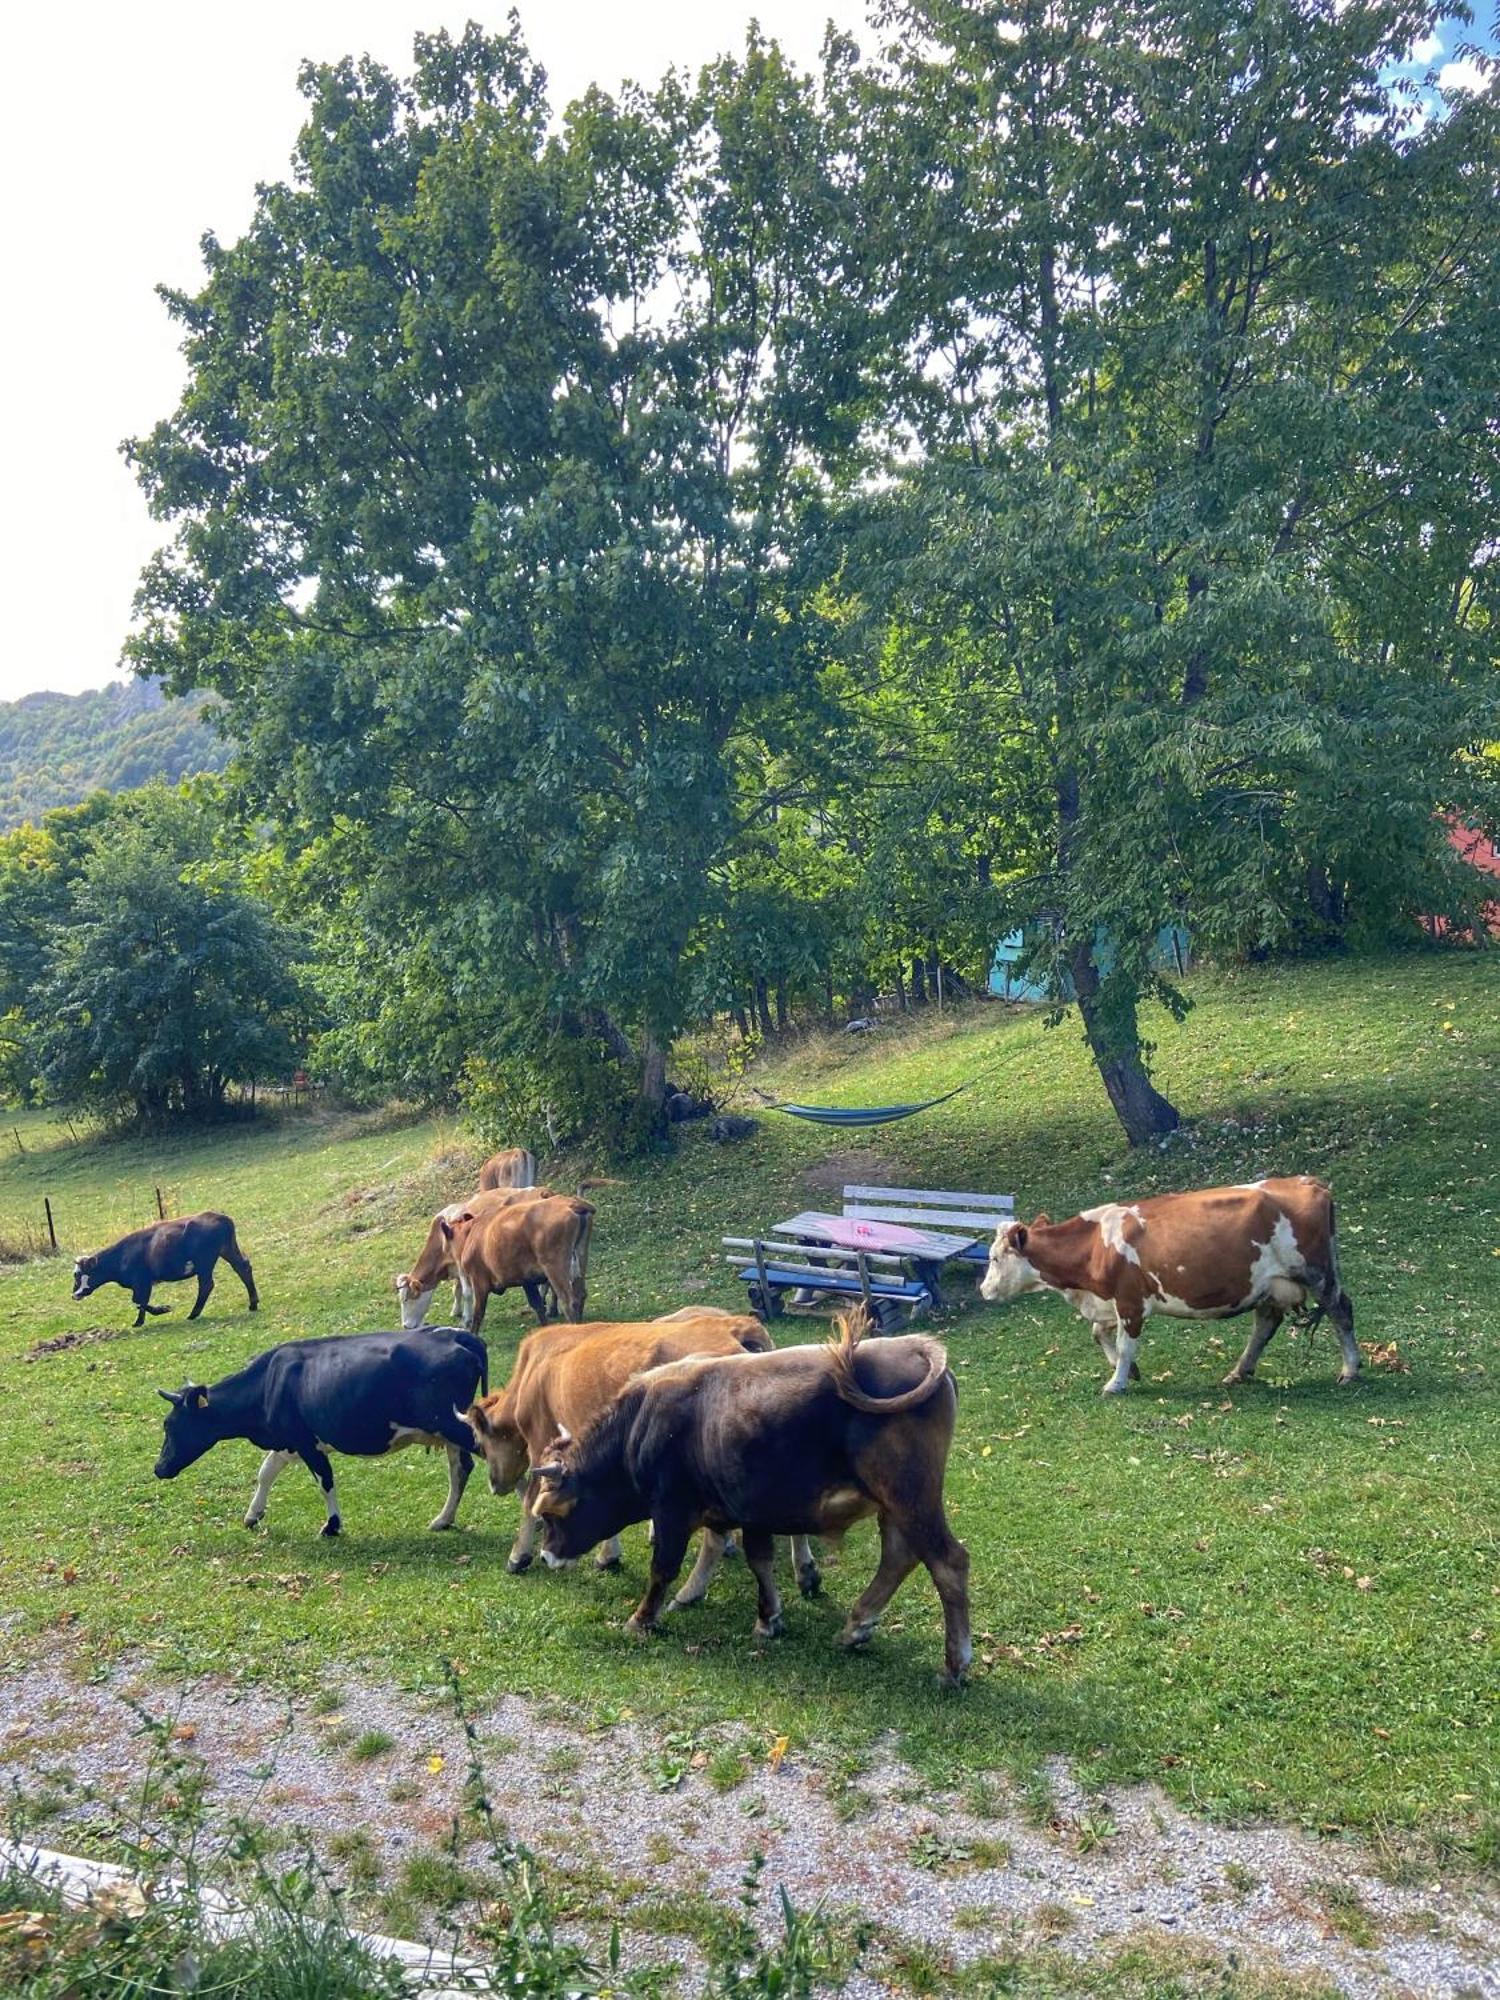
[
  {"left": 396, "top": 1187, "right": 550, "bottom": 1330},
  {"left": 979, "top": 1176, "right": 1357, "bottom": 1393},
  {"left": 464, "top": 1310, "right": 817, "bottom": 1596},
  {"left": 479, "top": 1148, "right": 537, "bottom": 1191},
  {"left": 451, "top": 1194, "right": 595, "bottom": 1331},
  {"left": 526, "top": 1309, "right": 970, "bottom": 1684}
]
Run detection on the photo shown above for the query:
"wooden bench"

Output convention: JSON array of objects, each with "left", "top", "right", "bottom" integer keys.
[
  {"left": 722, "top": 1236, "right": 933, "bottom": 1333},
  {"left": 840, "top": 1186, "right": 1015, "bottom": 1266}
]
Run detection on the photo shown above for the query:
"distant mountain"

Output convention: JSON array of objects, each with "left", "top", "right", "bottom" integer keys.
[{"left": 0, "top": 680, "right": 229, "bottom": 829}]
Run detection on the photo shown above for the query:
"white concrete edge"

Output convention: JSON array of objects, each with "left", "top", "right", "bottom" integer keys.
[{"left": 0, "top": 1838, "right": 491, "bottom": 1996}]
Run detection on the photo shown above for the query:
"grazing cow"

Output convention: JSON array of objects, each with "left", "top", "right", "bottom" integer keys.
[
  {"left": 73, "top": 1212, "right": 258, "bottom": 1328},
  {"left": 154, "top": 1328, "right": 487, "bottom": 1536},
  {"left": 528, "top": 1310, "right": 970, "bottom": 1684},
  {"left": 464, "top": 1309, "right": 818, "bottom": 1597},
  {"left": 397, "top": 1187, "right": 550, "bottom": 1330},
  {"left": 479, "top": 1148, "right": 537, "bottom": 1192},
  {"left": 451, "top": 1194, "right": 595, "bottom": 1331},
  {"left": 979, "top": 1176, "right": 1357, "bottom": 1394}
]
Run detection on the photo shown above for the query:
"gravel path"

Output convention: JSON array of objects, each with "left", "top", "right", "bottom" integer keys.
[{"left": 1, "top": 1637, "right": 1495, "bottom": 1998}]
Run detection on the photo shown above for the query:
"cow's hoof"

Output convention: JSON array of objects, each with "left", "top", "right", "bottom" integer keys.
[
  {"left": 753, "top": 1612, "right": 784, "bottom": 1641},
  {"left": 319, "top": 1518, "right": 341, "bottom": 1538},
  {"left": 1222, "top": 1368, "right": 1249, "bottom": 1386},
  {"left": 506, "top": 1553, "right": 533, "bottom": 1574},
  {"left": 1100, "top": 1380, "right": 1129, "bottom": 1397},
  {"left": 938, "top": 1666, "right": 969, "bottom": 1691},
  {"left": 595, "top": 1554, "right": 622, "bottom": 1572},
  {"left": 797, "top": 1563, "right": 823, "bottom": 1599},
  {"left": 667, "top": 1591, "right": 704, "bottom": 1612},
  {"left": 242, "top": 1515, "right": 263, "bottom": 1531},
  {"left": 624, "top": 1615, "right": 658, "bottom": 1641},
  {"left": 837, "top": 1621, "right": 874, "bottom": 1651},
  {"left": 1335, "top": 1369, "right": 1360, "bottom": 1387},
  {"left": 427, "top": 1517, "right": 455, "bottom": 1532}
]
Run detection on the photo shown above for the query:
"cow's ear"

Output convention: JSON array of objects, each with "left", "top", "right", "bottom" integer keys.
[
  {"left": 438, "top": 1218, "right": 454, "bottom": 1242},
  {"left": 463, "top": 1401, "right": 492, "bottom": 1438},
  {"left": 1033, "top": 1212, "right": 1051, "bottom": 1228},
  {"left": 191, "top": 1388, "right": 208, "bottom": 1409},
  {"left": 1012, "top": 1227, "right": 1028, "bottom": 1253}
]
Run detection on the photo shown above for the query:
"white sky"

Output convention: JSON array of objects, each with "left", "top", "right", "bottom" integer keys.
[
  {"left": 0, "top": 1, "right": 869, "bottom": 703},
  {"left": 1, "top": 4, "right": 1485, "bottom": 705}
]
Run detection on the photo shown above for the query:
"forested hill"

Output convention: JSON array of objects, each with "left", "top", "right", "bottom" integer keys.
[{"left": 0, "top": 680, "right": 228, "bottom": 828}]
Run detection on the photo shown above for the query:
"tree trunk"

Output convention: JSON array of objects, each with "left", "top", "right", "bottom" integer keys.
[
  {"left": 894, "top": 967, "right": 907, "bottom": 1011},
  {"left": 1305, "top": 864, "right": 1346, "bottom": 937},
  {"left": 731, "top": 1001, "right": 749, "bottom": 1039},
  {"left": 1070, "top": 942, "right": 1180, "bottom": 1146},
  {"left": 753, "top": 977, "right": 772, "bottom": 1036},
  {"left": 638, "top": 1031, "right": 667, "bottom": 1112},
  {"left": 911, "top": 956, "right": 927, "bottom": 1005},
  {"left": 824, "top": 974, "right": 835, "bottom": 1026},
  {"left": 774, "top": 983, "right": 788, "bottom": 1033}
]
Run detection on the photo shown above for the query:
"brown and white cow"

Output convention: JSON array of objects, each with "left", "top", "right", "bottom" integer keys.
[
  {"left": 979, "top": 1176, "right": 1357, "bottom": 1394},
  {"left": 452, "top": 1193, "right": 595, "bottom": 1331},
  {"left": 396, "top": 1186, "right": 550, "bottom": 1330},
  {"left": 463, "top": 1309, "right": 816, "bottom": 1596},
  {"left": 479, "top": 1148, "right": 537, "bottom": 1192}
]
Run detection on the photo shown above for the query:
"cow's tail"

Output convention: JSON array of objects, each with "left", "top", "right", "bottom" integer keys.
[
  {"left": 453, "top": 1328, "right": 489, "bottom": 1397},
  {"left": 827, "top": 1309, "right": 949, "bottom": 1414}
]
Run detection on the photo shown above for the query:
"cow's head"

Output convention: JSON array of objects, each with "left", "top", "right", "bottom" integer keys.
[
  {"left": 530, "top": 1428, "right": 623, "bottom": 1562},
  {"left": 72, "top": 1255, "right": 101, "bottom": 1301},
  {"left": 979, "top": 1220, "right": 1047, "bottom": 1304},
  {"left": 395, "top": 1272, "right": 435, "bottom": 1331},
  {"left": 461, "top": 1396, "right": 530, "bottom": 1495},
  {"left": 154, "top": 1385, "right": 217, "bottom": 1478}
]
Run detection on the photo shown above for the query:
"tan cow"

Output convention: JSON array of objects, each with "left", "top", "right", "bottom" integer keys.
[
  {"left": 464, "top": 1311, "right": 819, "bottom": 1597},
  {"left": 479, "top": 1148, "right": 537, "bottom": 1191},
  {"left": 451, "top": 1194, "right": 595, "bottom": 1331},
  {"left": 979, "top": 1175, "right": 1357, "bottom": 1394},
  {"left": 396, "top": 1186, "right": 549, "bottom": 1330}
]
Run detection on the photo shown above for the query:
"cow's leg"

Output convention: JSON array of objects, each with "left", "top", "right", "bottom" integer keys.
[
  {"left": 669, "top": 1529, "right": 728, "bottom": 1609},
  {"left": 919, "top": 1522, "right": 972, "bottom": 1686},
  {"left": 791, "top": 1533, "right": 821, "bottom": 1597},
  {"left": 743, "top": 1528, "right": 784, "bottom": 1640},
  {"left": 1225, "top": 1302, "right": 1283, "bottom": 1385},
  {"left": 1322, "top": 1281, "right": 1359, "bottom": 1385},
  {"left": 243, "top": 1449, "right": 295, "bottom": 1528},
  {"left": 838, "top": 1516, "right": 919, "bottom": 1653},
  {"left": 507, "top": 1500, "right": 541, "bottom": 1573},
  {"left": 187, "top": 1268, "right": 215, "bottom": 1320},
  {"left": 429, "top": 1445, "right": 472, "bottom": 1531},
  {"left": 467, "top": 1282, "right": 490, "bottom": 1336},
  {"left": 627, "top": 1514, "right": 691, "bottom": 1635},
  {"left": 131, "top": 1286, "right": 168, "bottom": 1327},
  {"left": 224, "top": 1242, "right": 258, "bottom": 1311},
  {"left": 521, "top": 1279, "right": 549, "bottom": 1324},
  {"left": 299, "top": 1448, "right": 341, "bottom": 1536},
  {"left": 595, "top": 1535, "right": 624, "bottom": 1570},
  {"left": 1102, "top": 1311, "right": 1142, "bottom": 1395}
]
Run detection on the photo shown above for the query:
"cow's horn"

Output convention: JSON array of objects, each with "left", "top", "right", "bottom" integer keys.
[
  {"left": 534, "top": 1461, "right": 565, "bottom": 1482},
  {"left": 158, "top": 1388, "right": 183, "bottom": 1406}
]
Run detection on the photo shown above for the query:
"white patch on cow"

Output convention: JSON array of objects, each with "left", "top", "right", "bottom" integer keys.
[
  {"left": 1145, "top": 1282, "right": 1245, "bottom": 1321},
  {"left": 396, "top": 1277, "right": 438, "bottom": 1330},
  {"left": 1248, "top": 1212, "right": 1305, "bottom": 1300},
  {"left": 1080, "top": 1203, "right": 1144, "bottom": 1264}
]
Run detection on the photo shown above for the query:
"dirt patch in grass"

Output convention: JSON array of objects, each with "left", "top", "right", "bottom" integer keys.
[
  {"left": 23, "top": 1326, "right": 133, "bottom": 1363},
  {"left": 799, "top": 1148, "right": 906, "bottom": 1195}
]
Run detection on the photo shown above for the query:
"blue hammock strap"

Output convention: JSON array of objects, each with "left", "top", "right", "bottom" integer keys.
[{"left": 763, "top": 1083, "right": 967, "bottom": 1127}]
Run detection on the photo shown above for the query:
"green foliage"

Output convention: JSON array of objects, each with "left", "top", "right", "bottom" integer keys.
[
  {"left": 35, "top": 786, "right": 314, "bottom": 1122},
  {"left": 0, "top": 680, "right": 226, "bottom": 831}
]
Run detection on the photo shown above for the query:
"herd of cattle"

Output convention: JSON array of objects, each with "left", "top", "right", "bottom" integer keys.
[{"left": 73, "top": 1153, "right": 1355, "bottom": 1684}]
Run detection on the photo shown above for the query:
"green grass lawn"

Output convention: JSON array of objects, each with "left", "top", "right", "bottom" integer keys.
[{"left": 1, "top": 952, "right": 1496, "bottom": 1863}]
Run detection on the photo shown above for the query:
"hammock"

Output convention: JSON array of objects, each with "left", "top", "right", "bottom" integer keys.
[{"left": 763, "top": 1083, "right": 967, "bottom": 1128}]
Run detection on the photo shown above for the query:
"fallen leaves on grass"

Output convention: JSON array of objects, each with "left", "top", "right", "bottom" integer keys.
[{"left": 1360, "top": 1340, "right": 1410, "bottom": 1372}]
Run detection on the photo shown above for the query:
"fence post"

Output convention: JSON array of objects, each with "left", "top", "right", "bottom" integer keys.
[
  {"left": 155, "top": 1186, "right": 166, "bottom": 1220},
  {"left": 44, "top": 1198, "right": 57, "bottom": 1252},
  {"left": 12, "top": 1127, "right": 23, "bottom": 1155}
]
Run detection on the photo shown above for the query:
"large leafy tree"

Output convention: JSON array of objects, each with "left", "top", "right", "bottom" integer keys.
[
  {"left": 859, "top": 0, "right": 1500, "bottom": 1141},
  {"left": 127, "top": 23, "right": 876, "bottom": 1132},
  {"left": 38, "top": 788, "right": 310, "bottom": 1120}
]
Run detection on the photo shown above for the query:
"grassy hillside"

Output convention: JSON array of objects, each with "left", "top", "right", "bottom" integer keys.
[
  {"left": 0, "top": 952, "right": 1495, "bottom": 1858},
  {"left": 0, "top": 679, "right": 227, "bottom": 829}
]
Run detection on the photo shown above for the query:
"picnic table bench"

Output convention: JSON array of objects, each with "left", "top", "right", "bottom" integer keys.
[{"left": 723, "top": 1183, "right": 1014, "bottom": 1330}]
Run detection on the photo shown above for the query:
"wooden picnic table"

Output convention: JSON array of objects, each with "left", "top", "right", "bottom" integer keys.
[{"left": 773, "top": 1210, "right": 982, "bottom": 1263}]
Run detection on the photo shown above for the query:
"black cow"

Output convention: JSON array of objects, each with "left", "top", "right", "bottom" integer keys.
[
  {"left": 529, "top": 1309, "right": 972, "bottom": 1684},
  {"left": 73, "top": 1212, "right": 259, "bottom": 1328},
  {"left": 154, "top": 1328, "right": 487, "bottom": 1537}
]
